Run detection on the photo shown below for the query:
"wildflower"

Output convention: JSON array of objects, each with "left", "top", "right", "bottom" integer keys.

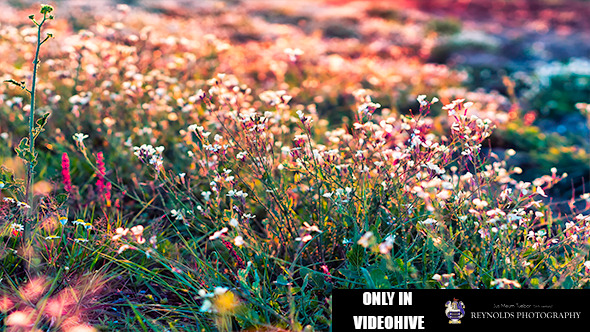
[
  {"left": 379, "top": 235, "right": 395, "bottom": 254},
  {"left": 284, "top": 47, "right": 304, "bottom": 62},
  {"left": 10, "top": 223, "right": 24, "bottom": 236},
  {"left": 357, "top": 231, "right": 374, "bottom": 248},
  {"left": 491, "top": 278, "right": 521, "bottom": 289},
  {"left": 112, "top": 228, "right": 128, "bottom": 242},
  {"left": 233, "top": 236, "right": 244, "bottom": 247},
  {"left": 302, "top": 222, "right": 321, "bottom": 233},
  {"left": 73, "top": 133, "right": 88, "bottom": 144},
  {"left": 472, "top": 198, "right": 488, "bottom": 209},
  {"left": 417, "top": 95, "right": 428, "bottom": 107},
  {"left": 117, "top": 244, "right": 130, "bottom": 254},
  {"left": 170, "top": 209, "right": 184, "bottom": 220},
  {"left": 296, "top": 110, "right": 305, "bottom": 120},
  {"left": 133, "top": 144, "right": 164, "bottom": 168},
  {"left": 59, "top": 216, "right": 68, "bottom": 225},
  {"left": 17, "top": 201, "right": 31, "bottom": 209},
  {"left": 229, "top": 218, "right": 239, "bottom": 227},
  {"left": 432, "top": 273, "right": 455, "bottom": 288},
  {"left": 131, "top": 225, "right": 145, "bottom": 244},
  {"left": 584, "top": 261, "right": 590, "bottom": 274},
  {"left": 73, "top": 219, "right": 85, "bottom": 226},
  {"left": 200, "top": 299, "right": 213, "bottom": 312},
  {"left": 61, "top": 153, "right": 72, "bottom": 193},
  {"left": 358, "top": 102, "right": 381, "bottom": 116},
  {"left": 295, "top": 234, "right": 313, "bottom": 243},
  {"left": 419, "top": 218, "right": 437, "bottom": 226},
  {"left": 84, "top": 222, "right": 93, "bottom": 230},
  {"left": 209, "top": 227, "right": 228, "bottom": 240},
  {"left": 44, "top": 235, "right": 60, "bottom": 240},
  {"left": 74, "top": 238, "right": 88, "bottom": 243},
  {"left": 0, "top": 181, "right": 4, "bottom": 189},
  {"left": 478, "top": 229, "right": 489, "bottom": 239},
  {"left": 96, "top": 152, "right": 106, "bottom": 200},
  {"left": 535, "top": 186, "right": 547, "bottom": 197}
]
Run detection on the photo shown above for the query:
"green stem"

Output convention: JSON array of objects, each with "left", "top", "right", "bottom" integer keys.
[{"left": 25, "top": 15, "right": 46, "bottom": 240}]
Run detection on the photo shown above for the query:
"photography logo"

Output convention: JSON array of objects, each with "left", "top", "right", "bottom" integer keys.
[{"left": 445, "top": 298, "right": 465, "bottom": 324}]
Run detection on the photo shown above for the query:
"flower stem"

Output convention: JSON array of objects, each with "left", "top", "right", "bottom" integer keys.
[{"left": 24, "top": 15, "right": 47, "bottom": 240}]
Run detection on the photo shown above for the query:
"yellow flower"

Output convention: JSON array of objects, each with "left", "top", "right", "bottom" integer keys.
[{"left": 214, "top": 291, "right": 238, "bottom": 314}]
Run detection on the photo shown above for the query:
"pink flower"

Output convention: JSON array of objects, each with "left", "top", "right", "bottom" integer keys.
[
  {"left": 96, "top": 152, "right": 106, "bottom": 201},
  {"left": 61, "top": 153, "right": 72, "bottom": 193}
]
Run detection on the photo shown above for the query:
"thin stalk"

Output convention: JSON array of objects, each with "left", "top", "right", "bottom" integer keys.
[{"left": 24, "top": 17, "right": 44, "bottom": 239}]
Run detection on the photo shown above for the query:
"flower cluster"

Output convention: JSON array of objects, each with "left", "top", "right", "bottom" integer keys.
[{"left": 133, "top": 144, "right": 164, "bottom": 169}]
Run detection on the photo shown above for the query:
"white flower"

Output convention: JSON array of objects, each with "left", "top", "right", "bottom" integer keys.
[
  {"left": 73, "top": 133, "right": 89, "bottom": 143},
  {"left": 117, "top": 244, "right": 131, "bottom": 255},
  {"left": 302, "top": 222, "right": 321, "bottom": 233},
  {"left": 296, "top": 234, "right": 313, "bottom": 242},
  {"left": 472, "top": 198, "right": 489, "bottom": 209},
  {"left": 10, "top": 223, "right": 24, "bottom": 232},
  {"left": 209, "top": 227, "right": 228, "bottom": 240},
  {"left": 16, "top": 201, "right": 31, "bottom": 209},
  {"left": 379, "top": 235, "right": 395, "bottom": 254},
  {"left": 536, "top": 186, "right": 547, "bottom": 197},
  {"left": 357, "top": 231, "right": 374, "bottom": 248},
  {"left": 417, "top": 95, "right": 428, "bottom": 107},
  {"left": 234, "top": 236, "right": 244, "bottom": 247},
  {"left": 236, "top": 151, "right": 248, "bottom": 160},
  {"left": 112, "top": 227, "right": 129, "bottom": 241},
  {"left": 229, "top": 218, "right": 239, "bottom": 227},
  {"left": 171, "top": 209, "right": 184, "bottom": 220},
  {"left": 284, "top": 47, "right": 304, "bottom": 61},
  {"left": 419, "top": 218, "right": 438, "bottom": 226},
  {"left": 0, "top": 181, "right": 4, "bottom": 189},
  {"left": 214, "top": 286, "right": 228, "bottom": 296}
]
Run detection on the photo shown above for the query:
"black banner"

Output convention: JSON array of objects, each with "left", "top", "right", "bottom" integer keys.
[{"left": 332, "top": 289, "right": 590, "bottom": 330}]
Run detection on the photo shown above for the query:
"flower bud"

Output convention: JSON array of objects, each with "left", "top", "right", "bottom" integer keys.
[{"left": 40, "top": 4, "right": 54, "bottom": 15}]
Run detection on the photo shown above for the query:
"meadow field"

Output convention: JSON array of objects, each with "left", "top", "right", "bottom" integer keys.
[{"left": 0, "top": 0, "right": 589, "bottom": 330}]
